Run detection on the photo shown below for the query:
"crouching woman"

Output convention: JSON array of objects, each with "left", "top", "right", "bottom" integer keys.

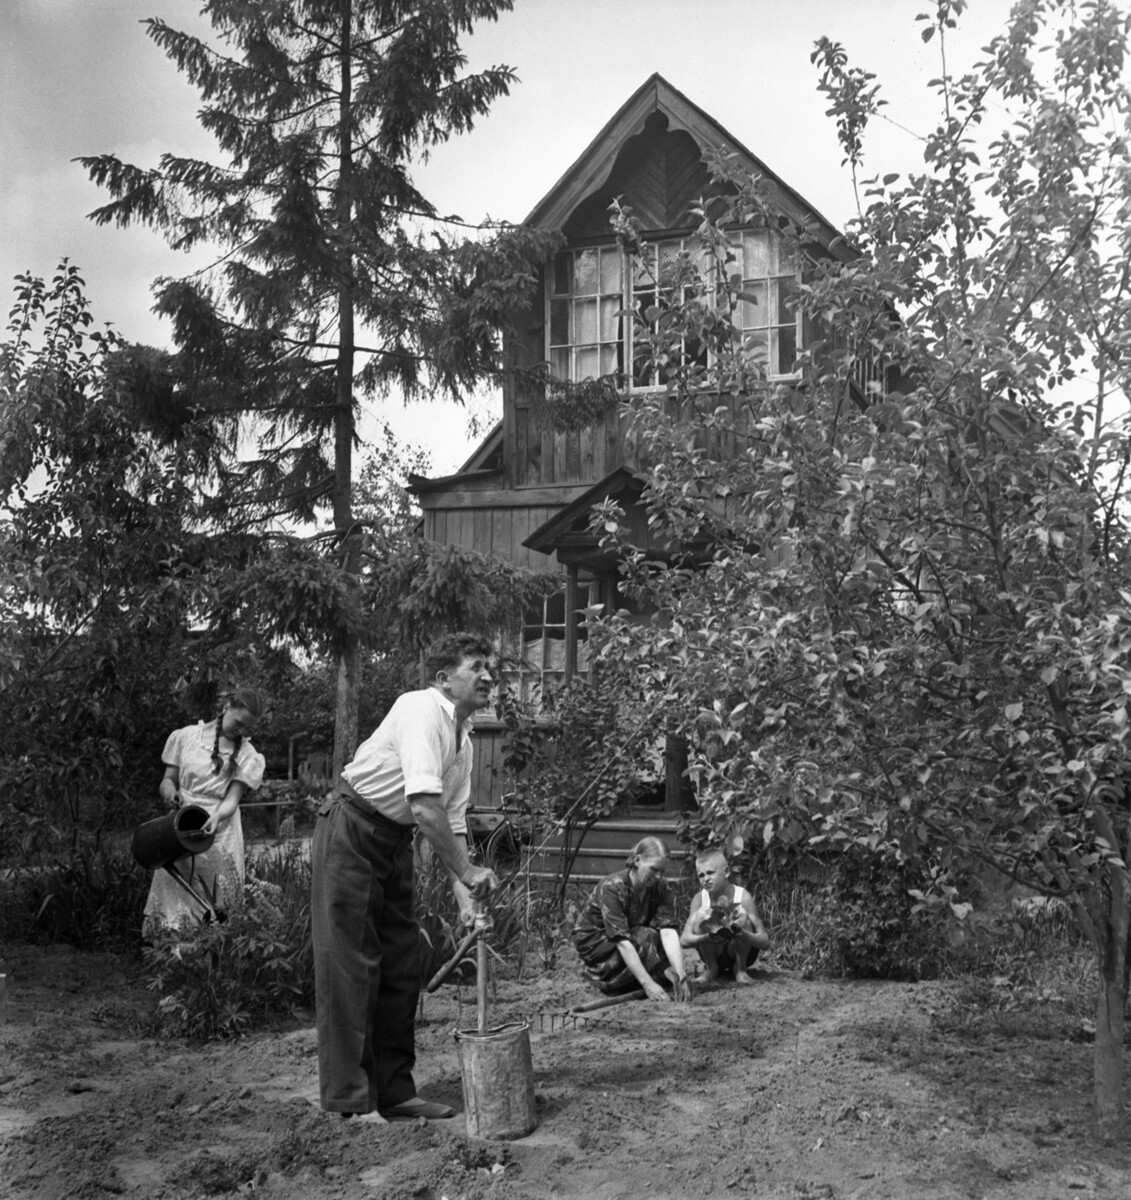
[{"left": 572, "top": 837, "right": 690, "bottom": 1002}]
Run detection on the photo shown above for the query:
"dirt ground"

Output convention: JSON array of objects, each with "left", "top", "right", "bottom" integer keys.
[{"left": 1, "top": 942, "right": 1129, "bottom": 1200}]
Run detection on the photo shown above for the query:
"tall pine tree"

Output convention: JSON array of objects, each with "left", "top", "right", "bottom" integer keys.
[{"left": 80, "top": 1, "right": 554, "bottom": 774}]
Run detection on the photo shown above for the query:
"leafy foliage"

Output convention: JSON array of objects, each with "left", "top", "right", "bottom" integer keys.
[
  {"left": 142, "top": 848, "right": 314, "bottom": 1040},
  {"left": 810, "top": 849, "right": 957, "bottom": 981},
  {"left": 580, "top": 0, "right": 1131, "bottom": 1133},
  {"left": 0, "top": 264, "right": 259, "bottom": 847},
  {"left": 0, "top": 847, "right": 149, "bottom": 951},
  {"left": 373, "top": 538, "right": 560, "bottom": 655},
  {"left": 497, "top": 676, "right": 666, "bottom": 890},
  {"left": 78, "top": 0, "right": 560, "bottom": 776}
]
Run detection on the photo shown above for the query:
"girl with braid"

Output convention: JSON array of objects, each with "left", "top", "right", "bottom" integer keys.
[{"left": 142, "top": 688, "right": 266, "bottom": 935}]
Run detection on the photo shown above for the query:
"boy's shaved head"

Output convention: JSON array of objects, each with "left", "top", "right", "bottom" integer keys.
[{"left": 695, "top": 847, "right": 728, "bottom": 869}]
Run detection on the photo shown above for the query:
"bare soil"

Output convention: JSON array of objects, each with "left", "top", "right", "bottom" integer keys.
[{"left": 1, "top": 942, "right": 1128, "bottom": 1200}]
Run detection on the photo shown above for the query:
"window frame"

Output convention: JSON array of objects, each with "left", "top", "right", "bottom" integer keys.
[
  {"left": 501, "top": 580, "right": 595, "bottom": 713},
  {"left": 545, "top": 228, "right": 802, "bottom": 393}
]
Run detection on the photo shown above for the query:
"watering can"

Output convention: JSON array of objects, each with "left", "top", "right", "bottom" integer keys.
[{"left": 131, "top": 805, "right": 220, "bottom": 922}]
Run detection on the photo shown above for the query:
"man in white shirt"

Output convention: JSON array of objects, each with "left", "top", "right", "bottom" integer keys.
[{"left": 311, "top": 632, "right": 499, "bottom": 1122}]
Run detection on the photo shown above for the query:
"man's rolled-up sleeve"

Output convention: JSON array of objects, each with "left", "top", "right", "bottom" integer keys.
[{"left": 400, "top": 720, "right": 445, "bottom": 799}]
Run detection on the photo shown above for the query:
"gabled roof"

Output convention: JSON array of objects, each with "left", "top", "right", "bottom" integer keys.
[
  {"left": 525, "top": 73, "right": 850, "bottom": 259},
  {"left": 524, "top": 466, "right": 714, "bottom": 570},
  {"left": 523, "top": 467, "right": 643, "bottom": 558}
]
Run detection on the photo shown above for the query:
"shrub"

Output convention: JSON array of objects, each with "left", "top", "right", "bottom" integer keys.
[
  {"left": 738, "top": 845, "right": 962, "bottom": 981},
  {"left": 931, "top": 906, "right": 1099, "bottom": 1042},
  {"left": 0, "top": 846, "right": 149, "bottom": 952},
  {"left": 142, "top": 846, "right": 313, "bottom": 1039},
  {"left": 815, "top": 847, "right": 957, "bottom": 980}
]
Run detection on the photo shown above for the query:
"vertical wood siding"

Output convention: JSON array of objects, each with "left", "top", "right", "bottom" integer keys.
[
  {"left": 422, "top": 505, "right": 564, "bottom": 572},
  {"left": 469, "top": 725, "right": 505, "bottom": 810}
]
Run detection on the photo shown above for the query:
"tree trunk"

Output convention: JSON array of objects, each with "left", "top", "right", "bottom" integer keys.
[
  {"left": 332, "top": 639, "right": 360, "bottom": 782},
  {"left": 1092, "top": 897, "right": 1129, "bottom": 1141},
  {"left": 1093, "top": 962, "right": 1126, "bottom": 1141},
  {"left": 1088, "top": 803, "right": 1130, "bottom": 1140},
  {"left": 330, "top": 0, "right": 357, "bottom": 783}
]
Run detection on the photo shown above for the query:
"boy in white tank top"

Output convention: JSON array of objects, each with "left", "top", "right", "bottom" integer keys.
[{"left": 680, "top": 847, "right": 769, "bottom": 984}]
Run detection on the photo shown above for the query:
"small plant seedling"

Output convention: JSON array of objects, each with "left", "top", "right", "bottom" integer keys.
[{"left": 701, "top": 900, "right": 743, "bottom": 935}]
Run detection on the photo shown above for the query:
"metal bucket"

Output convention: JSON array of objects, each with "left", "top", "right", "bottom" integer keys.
[
  {"left": 454, "top": 1021, "right": 536, "bottom": 1140},
  {"left": 131, "top": 805, "right": 215, "bottom": 869}
]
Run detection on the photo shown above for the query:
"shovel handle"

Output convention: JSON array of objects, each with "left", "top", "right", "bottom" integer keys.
[
  {"left": 568, "top": 988, "right": 647, "bottom": 1014},
  {"left": 425, "top": 925, "right": 482, "bottom": 993},
  {"left": 476, "top": 901, "right": 489, "bottom": 1034}
]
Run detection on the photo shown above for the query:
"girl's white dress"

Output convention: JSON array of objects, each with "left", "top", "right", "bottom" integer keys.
[{"left": 142, "top": 721, "right": 265, "bottom": 934}]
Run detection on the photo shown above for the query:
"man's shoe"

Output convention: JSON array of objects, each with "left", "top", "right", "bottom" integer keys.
[{"left": 378, "top": 1097, "right": 455, "bottom": 1120}]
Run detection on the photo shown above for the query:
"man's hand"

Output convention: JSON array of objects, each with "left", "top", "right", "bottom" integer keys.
[{"left": 460, "top": 864, "right": 498, "bottom": 900}]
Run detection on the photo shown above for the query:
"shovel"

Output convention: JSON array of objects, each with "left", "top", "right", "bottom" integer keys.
[
  {"left": 475, "top": 900, "right": 490, "bottom": 1032},
  {"left": 452, "top": 900, "right": 537, "bottom": 1139}
]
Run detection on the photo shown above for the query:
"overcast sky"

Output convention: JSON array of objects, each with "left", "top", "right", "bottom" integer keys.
[{"left": 2, "top": 0, "right": 1016, "bottom": 472}]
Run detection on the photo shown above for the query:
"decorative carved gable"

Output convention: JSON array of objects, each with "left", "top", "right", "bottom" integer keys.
[{"left": 563, "top": 112, "right": 722, "bottom": 239}]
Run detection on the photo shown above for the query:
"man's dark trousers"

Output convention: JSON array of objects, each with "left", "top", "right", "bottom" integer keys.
[{"left": 311, "top": 794, "right": 419, "bottom": 1113}]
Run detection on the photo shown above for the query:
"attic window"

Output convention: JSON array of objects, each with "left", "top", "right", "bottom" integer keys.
[
  {"left": 548, "top": 247, "right": 624, "bottom": 382},
  {"left": 546, "top": 229, "right": 800, "bottom": 390},
  {"left": 727, "top": 230, "right": 800, "bottom": 378}
]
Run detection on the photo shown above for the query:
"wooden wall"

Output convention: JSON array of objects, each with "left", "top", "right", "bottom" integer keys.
[
  {"left": 422, "top": 500, "right": 574, "bottom": 571},
  {"left": 469, "top": 722, "right": 507, "bottom": 811},
  {"left": 512, "top": 406, "right": 627, "bottom": 487}
]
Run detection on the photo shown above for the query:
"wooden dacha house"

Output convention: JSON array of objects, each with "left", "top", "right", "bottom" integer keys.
[{"left": 409, "top": 74, "right": 859, "bottom": 878}]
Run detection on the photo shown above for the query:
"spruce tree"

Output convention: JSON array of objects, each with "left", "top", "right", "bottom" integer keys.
[{"left": 80, "top": 1, "right": 553, "bottom": 774}]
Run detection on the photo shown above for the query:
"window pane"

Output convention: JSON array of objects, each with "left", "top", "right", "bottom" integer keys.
[
  {"left": 550, "top": 299, "right": 569, "bottom": 346},
  {"left": 777, "top": 276, "right": 798, "bottom": 326},
  {"left": 600, "top": 296, "right": 619, "bottom": 339},
  {"left": 634, "top": 248, "right": 656, "bottom": 285},
  {"left": 723, "top": 238, "right": 744, "bottom": 285},
  {"left": 657, "top": 241, "right": 682, "bottom": 286},
  {"left": 686, "top": 239, "right": 710, "bottom": 277},
  {"left": 743, "top": 232, "right": 772, "bottom": 277},
  {"left": 575, "top": 249, "right": 598, "bottom": 294},
  {"left": 685, "top": 336, "right": 706, "bottom": 369},
  {"left": 777, "top": 326, "right": 797, "bottom": 374},
  {"left": 599, "top": 248, "right": 622, "bottom": 293},
  {"left": 576, "top": 346, "right": 599, "bottom": 379},
  {"left": 575, "top": 298, "right": 597, "bottom": 343},
  {"left": 553, "top": 254, "right": 572, "bottom": 296},
  {"left": 600, "top": 344, "right": 618, "bottom": 375},
  {"left": 743, "top": 329, "right": 769, "bottom": 369},
  {"left": 739, "top": 280, "right": 767, "bottom": 329},
  {"left": 546, "top": 639, "right": 566, "bottom": 672},
  {"left": 633, "top": 343, "right": 653, "bottom": 387},
  {"left": 549, "top": 347, "right": 569, "bottom": 380}
]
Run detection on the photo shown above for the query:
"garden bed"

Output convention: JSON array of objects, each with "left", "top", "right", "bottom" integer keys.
[{"left": 1, "top": 942, "right": 1128, "bottom": 1199}]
